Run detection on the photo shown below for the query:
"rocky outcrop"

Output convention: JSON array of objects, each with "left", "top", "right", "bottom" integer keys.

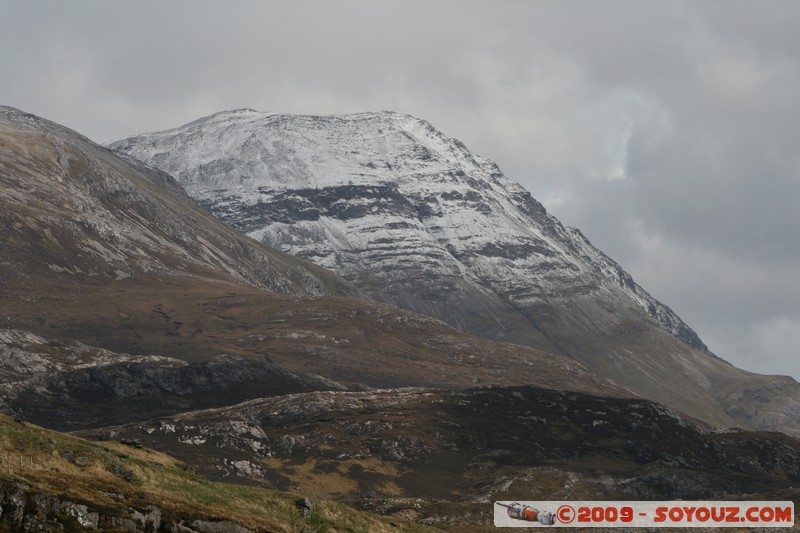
[
  {"left": 0, "top": 480, "right": 256, "bottom": 532},
  {"left": 80, "top": 385, "right": 800, "bottom": 520},
  {"left": 0, "top": 328, "right": 348, "bottom": 430}
]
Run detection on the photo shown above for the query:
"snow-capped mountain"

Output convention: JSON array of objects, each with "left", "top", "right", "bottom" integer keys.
[
  {"left": 111, "top": 109, "right": 800, "bottom": 434},
  {"left": 110, "top": 110, "right": 704, "bottom": 349}
]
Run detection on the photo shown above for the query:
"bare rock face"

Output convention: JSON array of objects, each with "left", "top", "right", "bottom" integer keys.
[
  {"left": 111, "top": 110, "right": 800, "bottom": 435},
  {"left": 0, "top": 328, "right": 349, "bottom": 430},
  {"left": 0, "top": 480, "right": 258, "bottom": 532}
]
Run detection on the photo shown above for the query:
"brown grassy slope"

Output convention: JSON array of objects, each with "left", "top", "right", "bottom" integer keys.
[
  {"left": 0, "top": 272, "right": 627, "bottom": 398},
  {"left": 0, "top": 413, "right": 436, "bottom": 532}
]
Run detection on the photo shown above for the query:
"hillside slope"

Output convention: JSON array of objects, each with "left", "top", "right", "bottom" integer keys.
[
  {"left": 0, "top": 106, "right": 347, "bottom": 296},
  {"left": 0, "top": 413, "right": 433, "bottom": 532},
  {"left": 82, "top": 386, "right": 800, "bottom": 530}
]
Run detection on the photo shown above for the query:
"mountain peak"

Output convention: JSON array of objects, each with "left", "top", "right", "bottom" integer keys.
[
  {"left": 111, "top": 109, "right": 498, "bottom": 195},
  {"left": 108, "top": 111, "right": 706, "bottom": 352}
]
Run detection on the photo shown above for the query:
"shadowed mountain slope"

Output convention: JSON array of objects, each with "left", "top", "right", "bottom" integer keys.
[{"left": 0, "top": 106, "right": 347, "bottom": 296}]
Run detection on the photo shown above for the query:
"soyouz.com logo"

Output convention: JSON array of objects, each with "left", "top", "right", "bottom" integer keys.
[{"left": 493, "top": 501, "right": 794, "bottom": 528}]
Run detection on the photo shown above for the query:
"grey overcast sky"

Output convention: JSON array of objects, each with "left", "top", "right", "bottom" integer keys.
[{"left": 1, "top": 1, "right": 798, "bottom": 378}]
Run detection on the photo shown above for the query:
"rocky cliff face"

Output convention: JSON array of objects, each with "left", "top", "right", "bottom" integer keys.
[
  {"left": 0, "top": 328, "right": 348, "bottom": 430},
  {"left": 110, "top": 110, "right": 800, "bottom": 435}
]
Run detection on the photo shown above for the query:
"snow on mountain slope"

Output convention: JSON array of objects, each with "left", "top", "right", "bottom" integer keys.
[
  {"left": 110, "top": 110, "right": 800, "bottom": 434},
  {"left": 110, "top": 110, "right": 705, "bottom": 352}
]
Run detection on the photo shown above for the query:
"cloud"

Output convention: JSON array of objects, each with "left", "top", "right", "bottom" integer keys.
[
  {"left": 704, "top": 317, "right": 800, "bottom": 378},
  {"left": 616, "top": 220, "right": 800, "bottom": 376}
]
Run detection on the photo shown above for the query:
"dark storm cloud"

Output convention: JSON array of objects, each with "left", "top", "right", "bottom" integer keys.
[{"left": 1, "top": 0, "right": 798, "bottom": 377}]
